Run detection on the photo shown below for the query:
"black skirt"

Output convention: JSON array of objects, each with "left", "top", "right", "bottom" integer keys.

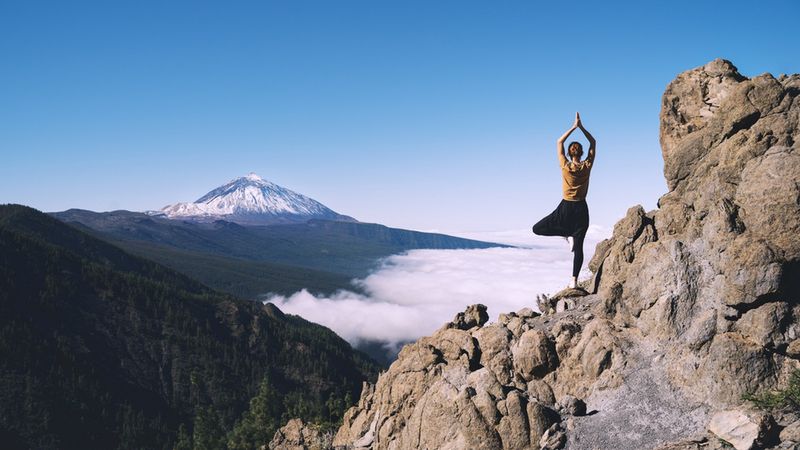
[{"left": 532, "top": 199, "right": 589, "bottom": 240}]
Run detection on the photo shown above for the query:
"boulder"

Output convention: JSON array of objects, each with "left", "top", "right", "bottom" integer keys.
[
  {"left": 474, "top": 324, "right": 514, "bottom": 384},
  {"left": 511, "top": 329, "right": 558, "bottom": 381},
  {"left": 527, "top": 400, "right": 560, "bottom": 446},
  {"left": 556, "top": 395, "right": 587, "bottom": 416},
  {"left": 539, "top": 422, "right": 567, "bottom": 450},
  {"left": 447, "top": 303, "right": 489, "bottom": 330},
  {"left": 708, "top": 409, "right": 776, "bottom": 450},
  {"left": 779, "top": 420, "right": 800, "bottom": 443},
  {"left": 496, "top": 390, "right": 532, "bottom": 449},
  {"left": 526, "top": 379, "right": 556, "bottom": 406},
  {"left": 517, "top": 307, "right": 540, "bottom": 319}
]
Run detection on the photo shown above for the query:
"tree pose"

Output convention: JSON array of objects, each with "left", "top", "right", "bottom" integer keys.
[{"left": 532, "top": 112, "right": 596, "bottom": 289}]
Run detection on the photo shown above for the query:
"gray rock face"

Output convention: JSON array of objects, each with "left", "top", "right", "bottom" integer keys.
[
  {"left": 287, "top": 59, "right": 800, "bottom": 449},
  {"left": 611, "top": 59, "right": 800, "bottom": 408}
]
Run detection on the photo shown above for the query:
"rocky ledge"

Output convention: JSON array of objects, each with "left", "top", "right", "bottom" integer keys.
[{"left": 273, "top": 59, "right": 800, "bottom": 450}]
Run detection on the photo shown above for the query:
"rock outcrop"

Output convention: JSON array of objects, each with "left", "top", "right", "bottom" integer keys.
[
  {"left": 294, "top": 59, "right": 800, "bottom": 449},
  {"left": 269, "top": 418, "right": 333, "bottom": 450}
]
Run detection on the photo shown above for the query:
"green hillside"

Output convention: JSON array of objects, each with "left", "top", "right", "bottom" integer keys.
[
  {"left": 114, "top": 240, "right": 358, "bottom": 299},
  {"left": 0, "top": 204, "right": 380, "bottom": 449}
]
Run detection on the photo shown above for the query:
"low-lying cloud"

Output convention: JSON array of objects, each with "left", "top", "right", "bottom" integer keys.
[{"left": 265, "top": 227, "right": 608, "bottom": 356}]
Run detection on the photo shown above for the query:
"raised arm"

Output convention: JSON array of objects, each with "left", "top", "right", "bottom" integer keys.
[
  {"left": 557, "top": 114, "right": 579, "bottom": 166},
  {"left": 576, "top": 112, "right": 596, "bottom": 163}
]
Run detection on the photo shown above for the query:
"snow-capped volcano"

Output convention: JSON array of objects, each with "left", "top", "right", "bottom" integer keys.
[{"left": 156, "top": 173, "right": 355, "bottom": 225}]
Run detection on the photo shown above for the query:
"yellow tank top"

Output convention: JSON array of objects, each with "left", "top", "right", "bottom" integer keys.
[{"left": 561, "top": 159, "right": 593, "bottom": 201}]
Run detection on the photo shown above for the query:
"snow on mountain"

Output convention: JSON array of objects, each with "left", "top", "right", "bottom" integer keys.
[{"left": 155, "top": 173, "right": 355, "bottom": 225}]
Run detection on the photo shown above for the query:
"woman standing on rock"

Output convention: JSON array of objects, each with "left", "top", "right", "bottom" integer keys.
[{"left": 532, "top": 112, "right": 596, "bottom": 289}]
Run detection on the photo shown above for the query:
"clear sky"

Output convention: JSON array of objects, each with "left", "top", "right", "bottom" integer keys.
[{"left": 2, "top": 0, "right": 799, "bottom": 232}]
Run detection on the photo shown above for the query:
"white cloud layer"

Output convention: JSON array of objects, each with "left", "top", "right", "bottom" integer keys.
[{"left": 265, "top": 227, "right": 609, "bottom": 352}]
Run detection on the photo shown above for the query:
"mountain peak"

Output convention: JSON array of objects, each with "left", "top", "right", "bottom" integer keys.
[
  {"left": 244, "top": 172, "right": 263, "bottom": 182},
  {"left": 155, "top": 174, "right": 355, "bottom": 225}
]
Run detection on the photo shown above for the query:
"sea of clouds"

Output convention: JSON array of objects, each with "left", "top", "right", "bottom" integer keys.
[{"left": 265, "top": 226, "right": 609, "bottom": 356}]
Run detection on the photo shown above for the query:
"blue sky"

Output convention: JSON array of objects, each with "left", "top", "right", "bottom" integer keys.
[{"left": 2, "top": 0, "right": 799, "bottom": 231}]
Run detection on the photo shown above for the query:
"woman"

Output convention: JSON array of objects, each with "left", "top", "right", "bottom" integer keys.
[{"left": 532, "top": 112, "right": 596, "bottom": 289}]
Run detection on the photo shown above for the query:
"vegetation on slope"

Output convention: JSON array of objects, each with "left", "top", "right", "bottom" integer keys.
[
  {"left": 744, "top": 369, "right": 800, "bottom": 411},
  {"left": 0, "top": 204, "right": 380, "bottom": 449}
]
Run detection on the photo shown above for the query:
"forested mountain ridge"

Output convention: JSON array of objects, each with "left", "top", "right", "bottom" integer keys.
[{"left": 0, "top": 204, "right": 380, "bottom": 449}]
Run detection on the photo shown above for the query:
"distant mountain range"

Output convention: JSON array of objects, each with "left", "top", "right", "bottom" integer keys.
[
  {"left": 51, "top": 173, "right": 507, "bottom": 299},
  {"left": 153, "top": 173, "right": 355, "bottom": 225},
  {"left": 52, "top": 209, "right": 507, "bottom": 299}
]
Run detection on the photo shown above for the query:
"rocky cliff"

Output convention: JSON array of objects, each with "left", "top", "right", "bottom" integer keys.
[{"left": 281, "top": 59, "right": 800, "bottom": 450}]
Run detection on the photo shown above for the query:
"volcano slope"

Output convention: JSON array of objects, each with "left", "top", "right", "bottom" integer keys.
[{"left": 315, "top": 59, "right": 800, "bottom": 450}]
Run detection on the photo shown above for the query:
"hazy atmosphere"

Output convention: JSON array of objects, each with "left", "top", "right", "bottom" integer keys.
[{"left": 3, "top": 1, "right": 799, "bottom": 232}]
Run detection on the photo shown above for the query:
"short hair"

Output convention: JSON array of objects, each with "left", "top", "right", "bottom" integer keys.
[{"left": 568, "top": 141, "right": 583, "bottom": 157}]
